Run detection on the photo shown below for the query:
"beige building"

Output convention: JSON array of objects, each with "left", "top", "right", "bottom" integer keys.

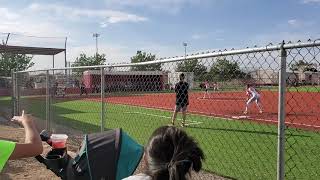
[
  {"left": 250, "top": 70, "right": 320, "bottom": 85},
  {"left": 249, "top": 69, "right": 278, "bottom": 85},
  {"left": 298, "top": 71, "right": 320, "bottom": 85}
]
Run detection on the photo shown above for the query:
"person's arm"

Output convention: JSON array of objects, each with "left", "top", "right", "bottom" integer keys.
[
  {"left": 10, "top": 111, "right": 43, "bottom": 160},
  {"left": 246, "top": 89, "right": 251, "bottom": 100}
]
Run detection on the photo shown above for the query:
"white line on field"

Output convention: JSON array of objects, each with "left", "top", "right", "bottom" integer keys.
[
  {"left": 124, "top": 111, "right": 203, "bottom": 125},
  {"left": 184, "top": 122, "right": 203, "bottom": 125},
  {"left": 116, "top": 104, "right": 319, "bottom": 130},
  {"left": 197, "top": 97, "right": 246, "bottom": 101},
  {"left": 252, "top": 117, "right": 320, "bottom": 129}
]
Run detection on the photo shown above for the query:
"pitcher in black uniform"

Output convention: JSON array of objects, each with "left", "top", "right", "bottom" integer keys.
[{"left": 171, "top": 73, "right": 189, "bottom": 127}]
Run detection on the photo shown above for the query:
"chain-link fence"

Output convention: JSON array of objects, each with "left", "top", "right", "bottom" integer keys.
[{"left": 12, "top": 40, "right": 320, "bottom": 179}]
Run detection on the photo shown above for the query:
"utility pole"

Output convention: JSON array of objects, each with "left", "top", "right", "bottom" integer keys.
[
  {"left": 93, "top": 33, "right": 100, "bottom": 60},
  {"left": 183, "top": 42, "right": 187, "bottom": 60}
]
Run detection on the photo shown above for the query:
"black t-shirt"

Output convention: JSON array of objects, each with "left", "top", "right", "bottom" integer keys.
[{"left": 175, "top": 81, "right": 189, "bottom": 106}]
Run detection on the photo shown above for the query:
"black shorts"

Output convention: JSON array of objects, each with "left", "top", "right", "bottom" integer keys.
[{"left": 175, "top": 104, "right": 188, "bottom": 112}]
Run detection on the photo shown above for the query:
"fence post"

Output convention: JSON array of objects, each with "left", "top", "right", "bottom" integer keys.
[
  {"left": 100, "top": 67, "right": 106, "bottom": 132},
  {"left": 46, "top": 70, "right": 51, "bottom": 131},
  {"left": 277, "top": 41, "right": 287, "bottom": 180},
  {"left": 16, "top": 73, "right": 21, "bottom": 115},
  {"left": 11, "top": 71, "right": 17, "bottom": 116}
]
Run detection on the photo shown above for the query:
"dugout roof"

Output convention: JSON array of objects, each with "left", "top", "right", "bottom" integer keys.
[{"left": 0, "top": 45, "right": 65, "bottom": 55}]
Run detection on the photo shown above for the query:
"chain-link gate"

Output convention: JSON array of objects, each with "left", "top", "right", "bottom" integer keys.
[{"left": 12, "top": 40, "right": 320, "bottom": 179}]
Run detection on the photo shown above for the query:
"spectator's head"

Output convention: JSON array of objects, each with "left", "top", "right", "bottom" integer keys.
[
  {"left": 246, "top": 84, "right": 251, "bottom": 88},
  {"left": 144, "top": 126, "right": 204, "bottom": 180},
  {"left": 179, "top": 73, "right": 185, "bottom": 81}
]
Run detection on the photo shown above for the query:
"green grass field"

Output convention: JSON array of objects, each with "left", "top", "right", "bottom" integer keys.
[
  {"left": 107, "top": 85, "right": 320, "bottom": 95},
  {"left": 259, "top": 85, "right": 320, "bottom": 92},
  {"left": 0, "top": 96, "right": 319, "bottom": 179}
]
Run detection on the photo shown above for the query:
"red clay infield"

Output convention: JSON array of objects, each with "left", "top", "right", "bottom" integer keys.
[{"left": 87, "top": 91, "right": 320, "bottom": 131}]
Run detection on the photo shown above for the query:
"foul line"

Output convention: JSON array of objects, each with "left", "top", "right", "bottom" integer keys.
[
  {"left": 232, "top": 115, "right": 320, "bottom": 129},
  {"left": 197, "top": 97, "right": 246, "bottom": 101},
  {"left": 124, "top": 111, "right": 203, "bottom": 125},
  {"left": 251, "top": 116, "right": 320, "bottom": 129},
  {"left": 110, "top": 103, "right": 320, "bottom": 130}
]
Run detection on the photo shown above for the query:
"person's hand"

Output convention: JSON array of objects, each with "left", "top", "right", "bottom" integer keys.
[
  {"left": 12, "top": 110, "right": 35, "bottom": 127},
  {"left": 9, "top": 110, "right": 43, "bottom": 159}
]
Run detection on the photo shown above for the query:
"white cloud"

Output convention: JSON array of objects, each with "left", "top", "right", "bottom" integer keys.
[
  {"left": 0, "top": 4, "right": 69, "bottom": 38},
  {"left": 106, "top": 13, "right": 148, "bottom": 24},
  {"left": 28, "top": 3, "right": 148, "bottom": 25},
  {"left": 288, "top": 19, "right": 298, "bottom": 26},
  {"left": 191, "top": 34, "right": 203, "bottom": 40},
  {"left": 1, "top": 3, "right": 148, "bottom": 44},
  {"left": 0, "top": 8, "right": 20, "bottom": 20},
  {"left": 105, "top": 0, "right": 211, "bottom": 14},
  {"left": 302, "top": 0, "right": 320, "bottom": 4},
  {"left": 26, "top": 44, "right": 134, "bottom": 70},
  {"left": 70, "top": 44, "right": 132, "bottom": 61},
  {"left": 0, "top": 12, "right": 68, "bottom": 47},
  {"left": 1, "top": 1, "right": 225, "bottom": 71},
  {"left": 1, "top": 2, "right": 193, "bottom": 71},
  {"left": 287, "top": 19, "right": 316, "bottom": 29},
  {"left": 28, "top": 42, "right": 184, "bottom": 70},
  {"left": 100, "top": 22, "right": 109, "bottom": 28},
  {"left": 70, "top": 42, "right": 183, "bottom": 63},
  {"left": 287, "top": 19, "right": 305, "bottom": 28}
]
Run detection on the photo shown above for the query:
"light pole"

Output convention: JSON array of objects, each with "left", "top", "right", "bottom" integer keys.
[
  {"left": 183, "top": 42, "right": 187, "bottom": 60},
  {"left": 93, "top": 33, "right": 100, "bottom": 58}
]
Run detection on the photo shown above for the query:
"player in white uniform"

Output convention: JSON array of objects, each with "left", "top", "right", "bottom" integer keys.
[
  {"left": 213, "top": 82, "right": 219, "bottom": 91},
  {"left": 203, "top": 80, "right": 210, "bottom": 99},
  {"left": 244, "top": 84, "right": 263, "bottom": 114}
]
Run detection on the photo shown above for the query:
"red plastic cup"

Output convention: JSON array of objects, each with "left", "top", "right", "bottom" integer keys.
[{"left": 50, "top": 134, "right": 68, "bottom": 149}]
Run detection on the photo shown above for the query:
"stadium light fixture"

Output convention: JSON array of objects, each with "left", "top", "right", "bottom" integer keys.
[
  {"left": 93, "top": 33, "right": 100, "bottom": 56},
  {"left": 183, "top": 42, "right": 187, "bottom": 58}
]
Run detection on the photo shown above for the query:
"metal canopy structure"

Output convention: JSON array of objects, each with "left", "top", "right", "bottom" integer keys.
[
  {"left": 0, "top": 45, "right": 65, "bottom": 55},
  {"left": 0, "top": 34, "right": 67, "bottom": 69}
]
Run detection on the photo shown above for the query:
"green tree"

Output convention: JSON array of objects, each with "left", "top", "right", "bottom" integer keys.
[
  {"left": 0, "top": 53, "right": 34, "bottom": 77},
  {"left": 72, "top": 53, "right": 106, "bottom": 67},
  {"left": 131, "top": 51, "right": 161, "bottom": 71},
  {"left": 71, "top": 53, "right": 106, "bottom": 75},
  {"left": 290, "top": 60, "right": 317, "bottom": 72},
  {"left": 176, "top": 59, "right": 207, "bottom": 81},
  {"left": 208, "top": 58, "right": 246, "bottom": 81}
]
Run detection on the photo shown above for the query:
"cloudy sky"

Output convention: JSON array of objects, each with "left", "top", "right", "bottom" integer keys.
[{"left": 1, "top": 0, "right": 320, "bottom": 69}]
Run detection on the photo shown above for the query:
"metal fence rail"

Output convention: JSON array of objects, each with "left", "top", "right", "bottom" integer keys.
[{"left": 13, "top": 40, "right": 320, "bottom": 180}]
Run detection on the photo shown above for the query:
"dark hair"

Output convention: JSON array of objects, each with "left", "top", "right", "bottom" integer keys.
[
  {"left": 179, "top": 73, "right": 185, "bottom": 81},
  {"left": 145, "top": 126, "right": 204, "bottom": 180}
]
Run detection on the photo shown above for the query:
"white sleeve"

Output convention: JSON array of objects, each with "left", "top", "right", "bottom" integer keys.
[{"left": 122, "top": 174, "right": 152, "bottom": 180}]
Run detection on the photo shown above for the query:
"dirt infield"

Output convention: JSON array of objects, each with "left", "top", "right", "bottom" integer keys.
[{"left": 87, "top": 91, "right": 320, "bottom": 131}]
